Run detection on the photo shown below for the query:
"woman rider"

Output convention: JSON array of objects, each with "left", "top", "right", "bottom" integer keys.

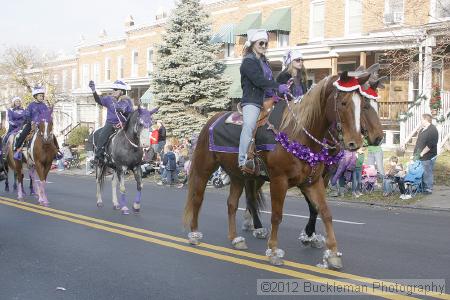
[
  {"left": 88, "top": 80, "right": 133, "bottom": 164},
  {"left": 276, "top": 49, "right": 309, "bottom": 98},
  {"left": 0, "top": 97, "right": 26, "bottom": 157},
  {"left": 13, "top": 87, "right": 62, "bottom": 161},
  {"left": 239, "top": 29, "right": 289, "bottom": 174}
]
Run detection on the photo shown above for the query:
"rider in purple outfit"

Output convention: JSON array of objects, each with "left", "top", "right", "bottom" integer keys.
[
  {"left": 13, "top": 87, "right": 62, "bottom": 160},
  {"left": 88, "top": 80, "right": 134, "bottom": 163},
  {"left": 0, "top": 97, "right": 26, "bottom": 154}
]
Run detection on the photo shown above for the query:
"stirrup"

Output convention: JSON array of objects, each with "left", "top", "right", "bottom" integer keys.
[{"left": 240, "top": 159, "right": 255, "bottom": 175}]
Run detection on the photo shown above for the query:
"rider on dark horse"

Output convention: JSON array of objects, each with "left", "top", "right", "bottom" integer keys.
[
  {"left": 88, "top": 80, "right": 133, "bottom": 164},
  {"left": 0, "top": 97, "right": 26, "bottom": 159},
  {"left": 13, "top": 87, "right": 62, "bottom": 161}
]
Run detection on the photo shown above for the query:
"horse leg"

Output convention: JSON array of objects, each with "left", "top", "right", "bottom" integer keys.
[
  {"left": 298, "top": 191, "right": 325, "bottom": 249},
  {"left": 111, "top": 172, "right": 120, "bottom": 210},
  {"left": 117, "top": 168, "right": 129, "bottom": 215},
  {"left": 29, "top": 171, "right": 35, "bottom": 195},
  {"left": 96, "top": 165, "right": 104, "bottom": 207},
  {"left": 35, "top": 164, "right": 49, "bottom": 206},
  {"left": 183, "top": 155, "right": 218, "bottom": 246},
  {"left": 5, "top": 170, "right": 9, "bottom": 192},
  {"left": 16, "top": 167, "right": 24, "bottom": 201},
  {"left": 13, "top": 172, "right": 17, "bottom": 191},
  {"left": 247, "top": 180, "right": 268, "bottom": 239},
  {"left": 267, "top": 177, "right": 288, "bottom": 266},
  {"left": 132, "top": 166, "right": 143, "bottom": 214},
  {"left": 226, "top": 177, "right": 247, "bottom": 250},
  {"left": 302, "top": 178, "right": 343, "bottom": 270}
]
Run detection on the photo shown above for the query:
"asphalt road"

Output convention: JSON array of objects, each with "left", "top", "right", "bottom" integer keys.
[{"left": 0, "top": 173, "right": 449, "bottom": 300}]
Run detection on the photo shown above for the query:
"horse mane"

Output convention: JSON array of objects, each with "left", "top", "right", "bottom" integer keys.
[
  {"left": 280, "top": 75, "right": 338, "bottom": 137},
  {"left": 123, "top": 109, "right": 139, "bottom": 132}
]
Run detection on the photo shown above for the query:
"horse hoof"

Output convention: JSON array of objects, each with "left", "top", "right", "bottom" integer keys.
[
  {"left": 298, "top": 230, "right": 325, "bottom": 249},
  {"left": 121, "top": 207, "right": 130, "bottom": 215},
  {"left": 232, "top": 237, "right": 248, "bottom": 250},
  {"left": 266, "top": 248, "right": 285, "bottom": 266},
  {"left": 113, "top": 204, "right": 120, "bottom": 210},
  {"left": 133, "top": 208, "right": 140, "bottom": 214},
  {"left": 252, "top": 228, "right": 268, "bottom": 239},
  {"left": 40, "top": 202, "right": 49, "bottom": 207},
  {"left": 317, "top": 250, "right": 343, "bottom": 270},
  {"left": 188, "top": 232, "right": 203, "bottom": 245},
  {"left": 97, "top": 202, "right": 104, "bottom": 208}
]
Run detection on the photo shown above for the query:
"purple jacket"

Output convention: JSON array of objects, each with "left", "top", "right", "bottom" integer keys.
[
  {"left": 100, "top": 96, "right": 133, "bottom": 125},
  {"left": 25, "top": 101, "right": 51, "bottom": 123},
  {"left": 331, "top": 150, "right": 356, "bottom": 186},
  {"left": 7, "top": 107, "right": 26, "bottom": 129}
]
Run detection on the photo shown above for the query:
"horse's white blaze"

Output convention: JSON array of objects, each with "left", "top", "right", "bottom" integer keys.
[
  {"left": 352, "top": 93, "right": 361, "bottom": 133},
  {"left": 44, "top": 122, "right": 48, "bottom": 140}
]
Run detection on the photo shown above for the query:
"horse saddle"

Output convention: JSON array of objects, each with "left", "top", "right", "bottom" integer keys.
[{"left": 225, "top": 99, "right": 275, "bottom": 128}]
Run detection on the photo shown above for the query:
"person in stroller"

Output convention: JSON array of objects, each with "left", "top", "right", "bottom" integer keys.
[{"left": 361, "top": 164, "right": 378, "bottom": 193}]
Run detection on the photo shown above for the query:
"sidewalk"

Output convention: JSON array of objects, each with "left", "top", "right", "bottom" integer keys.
[{"left": 53, "top": 166, "right": 450, "bottom": 211}]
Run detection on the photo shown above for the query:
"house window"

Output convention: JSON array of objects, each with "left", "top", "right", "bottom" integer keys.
[
  {"left": 62, "top": 70, "right": 67, "bottom": 92},
  {"left": 310, "top": 1, "right": 325, "bottom": 40},
  {"left": 277, "top": 32, "right": 289, "bottom": 47},
  {"left": 92, "top": 63, "right": 100, "bottom": 83},
  {"left": 224, "top": 43, "right": 235, "bottom": 58},
  {"left": 436, "top": 0, "right": 450, "bottom": 18},
  {"left": 82, "top": 64, "right": 90, "bottom": 89},
  {"left": 346, "top": 0, "right": 362, "bottom": 35},
  {"left": 338, "top": 61, "right": 357, "bottom": 72},
  {"left": 104, "top": 58, "right": 111, "bottom": 81},
  {"left": 147, "top": 48, "right": 154, "bottom": 75},
  {"left": 71, "top": 68, "right": 77, "bottom": 89},
  {"left": 384, "top": 0, "right": 404, "bottom": 24},
  {"left": 117, "top": 56, "right": 124, "bottom": 79},
  {"left": 131, "top": 50, "right": 139, "bottom": 77}
]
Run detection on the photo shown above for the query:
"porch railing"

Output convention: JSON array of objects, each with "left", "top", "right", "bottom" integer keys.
[
  {"left": 438, "top": 90, "right": 450, "bottom": 153},
  {"left": 378, "top": 101, "right": 410, "bottom": 120},
  {"left": 400, "top": 95, "right": 430, "bottom": 148}
]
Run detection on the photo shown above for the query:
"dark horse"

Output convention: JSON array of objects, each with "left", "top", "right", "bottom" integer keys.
[
  {"left": 95, "top": 107, "right": 156, "bottom": 215},
  {"left": 184, "top": 72, "right": 371, "bottom": 268}
]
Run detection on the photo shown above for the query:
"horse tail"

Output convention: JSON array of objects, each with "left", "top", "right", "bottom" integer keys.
[
  {"left": 97, "top": 164, "right": 108, "bottom": 191},
  {"left": 245, "top": 181, "right": 266, "bottom": 217}
]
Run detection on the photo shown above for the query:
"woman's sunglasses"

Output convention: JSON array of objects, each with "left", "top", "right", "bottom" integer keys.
[
  {"left": 294, "top": 59, "right": 303, "bottom": 63},
  {"left": 258, "top": 41, "right": 268, "bottom": 47}
]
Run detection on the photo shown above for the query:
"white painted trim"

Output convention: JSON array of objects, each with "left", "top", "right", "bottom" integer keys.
[
  {"left": 117, "top": 56, "right": 124, "bottom": 79},
  {"left": 128, "top": 32, "right": 157, "bottom": 40},
  {"left": 104, "top": 57, "right": 111, "bottom": 82},
  {"left": 147, "top": 47, "right": 154, "bottom": 74},
  {"left": 101, "top": 45, "right": 126, "bottom": 53},
  {"left": 46, "top": 63, "right": 77, "bottom": 69}
]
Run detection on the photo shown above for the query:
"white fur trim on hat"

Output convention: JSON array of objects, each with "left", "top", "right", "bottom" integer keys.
[
  {"left": 111, "top": 80, "right": 131, "bottom": 91},
  {"left": 32, "top": 87, "right": 45, "bottom": 96},
  {"left": 11, "top": 96, "right": 21, "bottom": 102},
  {"left": 290, "top": 50, "right": 303, "bottom": 61},
  {"left": 246, "top": 29, "right": 268, "bottom": 43}
]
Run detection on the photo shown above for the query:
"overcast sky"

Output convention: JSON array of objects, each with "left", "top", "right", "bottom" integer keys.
[{"left": 0, "top": 0, "right": 177, "bottom": 55}]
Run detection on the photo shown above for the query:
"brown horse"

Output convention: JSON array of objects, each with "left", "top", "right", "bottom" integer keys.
[
  {"left": 243, "top": 88, "right": 385, "bottom": 248},
  {"left": 16, "top": 110, "right": 57, "bottom": 206},
  {"left": 5, "top": 134, "right": 35, "bottom": 199},
  {"left": 183, "top": 72, "right": 370, "bottom": 268}
]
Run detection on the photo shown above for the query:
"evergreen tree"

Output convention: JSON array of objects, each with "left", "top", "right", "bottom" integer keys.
[{"left": 152, "top": 0, "right": 231, "bottom": 137}]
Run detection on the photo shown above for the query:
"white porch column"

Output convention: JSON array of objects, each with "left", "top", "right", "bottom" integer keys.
[{"left": 423, "top": 36, "right": 435, "bottom": 114}]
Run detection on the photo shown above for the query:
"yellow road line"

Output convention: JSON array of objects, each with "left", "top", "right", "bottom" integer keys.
[{"left": 1, "top": 197, "right": 449, "bottom": 299}]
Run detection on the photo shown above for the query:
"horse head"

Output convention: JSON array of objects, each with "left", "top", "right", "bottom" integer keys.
[
  {"left": 34, "top": 109, "right": 54, "bottom": 144},
  {"left": 325, "top": 71, "right": 371, "bottom": 151},
  {"left": 136, "top": 107, "right": 159, "bottom": 130}
]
